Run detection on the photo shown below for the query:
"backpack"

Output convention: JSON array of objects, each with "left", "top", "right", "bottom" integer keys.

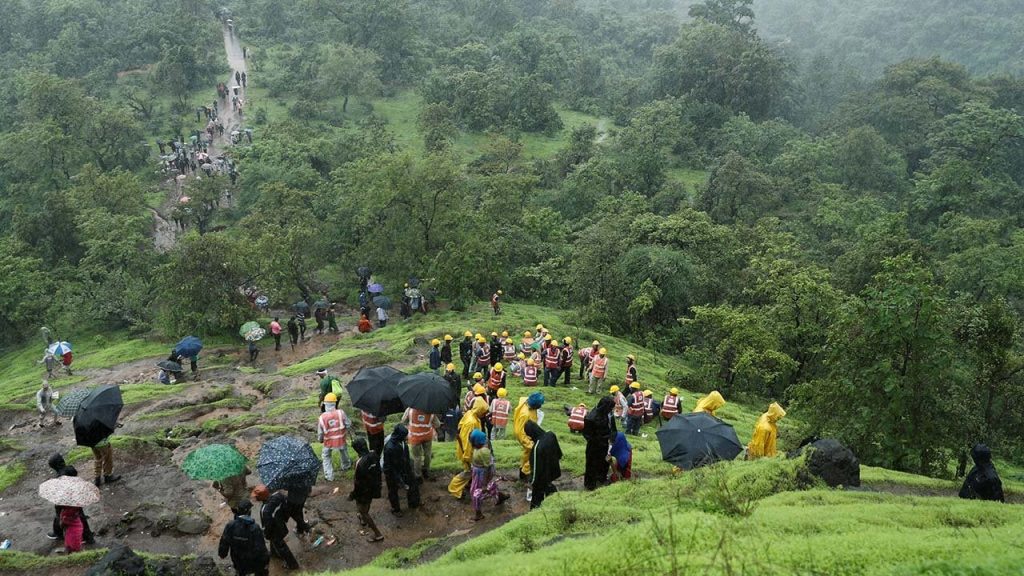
[
  {"left": 330, "top": 378, "right": 343, "bottom": 396},
  {"left": 229, "top": 518, "right": 267, "bottom": 560}
]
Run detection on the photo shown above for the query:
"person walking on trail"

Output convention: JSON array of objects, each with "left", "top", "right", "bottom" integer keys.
[
  {"left": 402, "top": 407, "right": 440, "bottom": 481},
  {"left": 314, "top": 307, "right": 326, "bottom": 335},
  {"left": 543, "top": 336, "right": 561, "bottom": 387},
  {"left": 326, "top": 305, "right": 338, "bottom": 333},
  {"left": 514, "top": 392, "right": 545, "bottom": 488},
  {"left": 60, "top": 504, "right": 85, "bottom": 553},
  {"left": 253, "top": 485, "right": 299, "bottom": 571},
  {"left": 218, "top": 499, "right": 269, "bottom": 576},
  {"left": 747, "top": 402, "right": 786, "bottom": 460},
  {"left": 526, "top": 421, "right": 562, "bottom": 509},
  {"left": 318, "top": 393, "right": 352, "bottom": 480},
  {"left": 235, "top": 71, "right": 241, "bottom": 85},
  {"left": 459, "top": 331, "right": 473, "bottom": 379},
  {"left": 361, "top": 410, "right": 386, "bottom": 455},
  {"left": 587, "top": 347, "right": 608, "bottom": 394},
  {"left": 286, "top": 316, "right": 299, "bottom": 350},
  {"left": 489, "top": 388, "right": 511, "bottom": 441},
  {"left": 959, "top": 443, "right": 1004, "bottom": 502},
  {"left": 269, "top": 317, "right": 282, "bottom": 351},
  {"left": 285, "top": 485, "right": 317, "bottom": 536},
  {"left": 661, "top": 388, "right": 681, "bottom": 422},
  {"left": 241, "top": 71, "right": 247, "bottom": 88},
  {"left": 440, "top": 334, "right": 454, "bottom": 366},
  {"left": 36, "top": 380, "right": 58, "bottom": 427},
  {"left": 582, "top": 397, "right": 616, "bottom": 490},
  {"left": 694, "top": 391, "right": 726, "bottom": 417},
  {"left": 91, "top": 436, "right": 121, "bottom": 487},
  {"left": 470, "top": 430, "right": 509, "bottom": 521},
  {"left": 448, "top": 397, "right": 488, "bottom": 499},
  {"left": 247, "top": 340, "right": 259, "bottom": 364},
  {"left": 625, "top": 382, "right": 645, "bottom": 435},
  {"left": 560, "top": 337, "right": 574, "bottom": 387},
  {"left": 296, "top": 313, "right": 307, "bottom": 341},
  {"left": 39, "top": 352, "right": 57, "bottom": 379},
  {"left": 214, "top": 466, "right": 251, "bottom": 514},
  {"left": 491, "top": 290, "right": 502, "bottom": 315},
  {"left": 349, "top": 438, "right": 385, "bottom": 542},
  {"left": 46, "top": 454, "right": 94, "bottom": 544},
  {"left": 317, "top": 369, "right": 343, "bottom": 413},
  {"left": 382, "top": 424, "right": 420, "bottom": 516},
  {"left": 429, "top": 339, "right": 442, "bottom": 373},
  {"left": 625, "top": 354, "right": 638, "bottom": 387},
  {"left": 358, "top": 313, "right": 373, "bottom": 333},
  {"left": 60, "top": 349, "right": 74, "bottom": 376},
  {"left": 376, "top": 305, "right": 389, "bottom": 328}
]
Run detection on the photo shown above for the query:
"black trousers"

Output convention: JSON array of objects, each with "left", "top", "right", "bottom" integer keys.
[
  {"left": 287, "top": 501, "right": 310, "bottom": 533},
  {"left": 368, "top": 432, "right": 384, "bottom": 456},
  {"left": 530, "top": 482, "right": 557, "bottom": 509},
  {"left": 584, "top": 439, "right": 610, "bottom": 490},
  {"left": 386, "top": 475, "right": 421, "bottom": 512},
  {"left": 562, "top": 367, "right": 571, "bottom": 387},
  {"left": 273, "top": 333, "right": 281, "bottom": 350},
  {"left": 268, "top": 536, "right": 298, "bottom": 569}
]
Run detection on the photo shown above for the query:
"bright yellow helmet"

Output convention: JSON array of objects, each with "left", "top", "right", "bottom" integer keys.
[
  {"left": 446, "top": 363, "right": 455, "bottom": 371},
  {"left": 544, "top": 334, "right": 553, "bottom": 341},
  {"left": 599, "top": 347, "right": 607, "bottom": 355},
  {"left": 609, "top": 385, "right": 620, "bottom": 393},
  {"left": 475, "top": 333, "right": 483, "bottom": 340},
  {"left": 592, "top": 340, "right": 600, "bottom": 346},
  {"left": 629, "top": 382, "right": 641, "bottom": 389},
  {"left": 444, "top": 334, "right": 453, "bottom": 341},
  {"left": 670, "top": 387, "right": 679, "bottom": 395},
  {"left": 494, "top": 363, "right": 504, "bottom": 372},
  {"left": 563, "top": 337, "right": 572, "bottom": 344},
  {"left": 524, "top": 331, "right": 532, "bottom": 337},
  {"left": 431, "top": 338, "right": 440, "bottom": 346},
  {"left": 473, "top": 372, "right": 483, "bottom": 381},
  {"left": 323, "top": 393, "right": 338, "bottom": 403},
  {"left": 501, "top": 331, "right": 509, "bottom": 337},
  {"left": 527, "top": 359, "right": 535, "bottom": 366},
  {"left": 517, "top": 352, "right": 525, "bottom": 359},
  {"left": 643, "top": 389, "right": 652, "bottom": 397},
  {"left": 464, "top": 330, "right": 473, "bottom": 337},
  {"left": 497, "top": 388, "right": 508, "bottom": 398},
  {"left": 473, "top": 384, "right": 486, "bottom": 395},
  {"left": 536, "top": 324, "right": 544, "bottom": 331}
]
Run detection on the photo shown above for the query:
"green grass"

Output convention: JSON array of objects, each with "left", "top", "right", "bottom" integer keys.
[
  {"left": 0, "top": 549, "right": 107, "bottom": 572},
  {"left": 0, "top": 463, "right": 26, "bottom": 494}
]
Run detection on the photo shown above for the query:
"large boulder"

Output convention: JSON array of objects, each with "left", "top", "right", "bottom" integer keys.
[
  {"left": 175, "top": 511, "right": 211, "bottom": 535},
  {"left": 85, "top": 543, "right": 146, "bottom": 576},
  {"left": 793, "top": 438, "right": 860, "bottom": 487}
]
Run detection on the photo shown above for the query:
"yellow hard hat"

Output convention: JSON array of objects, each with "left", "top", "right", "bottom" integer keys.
[
  {"left": 544, "top": 334, "right": 552, "bottom": 341},
  {"left": 501, "top": 331, "right": 509, "bottom": 337},
  {"left": 643, "top": 389, "right": 652, "bottom": 397},
  {"left": 446, "top": 363, "right": 455, "bottom": 372},
  {"left": 599, "top": 347, "right": 607, "bottom": 355},
  {"left": 527, "top": 359, "right": 535, "bottom": 366},
  {"left": 609, "top": 385, "right": 620, "bottom": 393},
  {"left": 497, "top": 388, "right": 508, "bottom": 398},
  {"left": 475, "top": 333, "right": 483, "bottom": 340},
  {"left": 473, "top": 384, "right": 486, "bottom": 394},
  {"left": 626, "top": 354, "right": 636, "bottom": 361},
  {"left": 477, "top": 336, "right": 486, "bottom": 343},
  {"left": 517, "top": 352, "right": 525, "bottom": 359},
  {"left": 563, "top": 337, "right": 572, "bottom": 344},
  {"left": 497, "top": 290, "right": 503, "bottom": 295},
  {"left": 494, "top": 363, "right": 504, "bottom": 372},
  {"left": 578, "top": 402, "right": 587, "bottom": 407},
  {"left": 592, "top": 340, "right": 600, "bottom": 346},
  {"left": 524, "top": 331, "right": 532, "bottom": 337},
  {"left": 629, "top": 382, "right": 641, "bottom": 389},
  {"left": 670, "top": 387, "right": 679, "bottom": 395},
  {"left": 323, "top": 393, "right": 338, "bottom": 403},
  {"left": 506, "top": 338, "right": 514, "bottom": 344},
  {"left": 473, "top": 372, "right": 483, "bottom": 381},
  {"left": 431, "top": 338, "right": 440, "bottom": 346},
  {"left": 464, "top": 331, "right": 473, "bottom": 337},
  {"left": 536, "top": 324, "right": 544, "bottom": 330},
  {"left": 490, "top": 331, "right": 498, "bottom": 337},
  {"left": 404, "top": 283, "right": 409, "bottom": 287},
  {"left": 444, "top": 334, "right": 453, "bottom": 341}
]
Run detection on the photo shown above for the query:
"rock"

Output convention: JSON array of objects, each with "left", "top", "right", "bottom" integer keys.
[
  {"left": 794, "top": 438, "right": 860, "bottom": 487},
  {"left": 150, "top": 557, "right": 186, "bottom": 576},
  {"left": 85, "top": 543, "right": 146, "bottom": 576},
  {"left": 186, "top": 555, "right": 221, "bottom": 576},
  {"left": 175, "top": 511, "right": 211, "bottom": 535}
]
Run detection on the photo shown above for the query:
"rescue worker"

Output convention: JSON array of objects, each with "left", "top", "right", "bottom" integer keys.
[
  {"left": 959, "top": 443, "right": 1005, "bottom": 502},
  {"left": 382, "top": 424, "right": 420, "bottom": 516},
  {"left": 610, "top": 385, "right": 627, "bottom": 426},
  {"left": 448, "top": 397, "right": 488, "bottom": 499},
  {"left": 502, "top": 338, "right": 517, "bottom": 364},
  {"left": 514, "top": 392, "right": 545, "bottom": 486},
  {"left": 429, "top": 339, "right": 442, "bottom": 373},
  {"left": 217, "top": 499, "right": 269, "bottom": 576},
  {"left": 567, "top": 403, "right": 587, "bottom": 433},
  {"left": 588, "top": 348, "right": 609, "bottom": 394},
  {"left": 747, "top": 402, "right": 786, "bottom": 459},
  {"left": 580, "top": 340, "right": 599, "bottom": 379},
  {"left": 489, "top": 332, "right": 502, "bottom": 366},
  {"left": 582, "top": 397, "right": 616, "bottom": 490},
  {"left": 694, "top": 391, "right": 726, "bottom": 417},
  {"left": 349, "top": 438, "right": 385, "bottom": 542},
  {"left": 361, "top": 410, "right": 386, "bottom": 455},
  {"left": 443, "top": 364, "right": 461, "bottom": 407},
  {"left": 522, "top": 358, "right": 539, "bottom": 387},
  {"left": 489, "top": 388, "right": 512, "bottom": 440},
  {"left": 661, "top": 388, "right": 681, "bottom": 422},
  {"left": 464, "top": 380, "right": 484, "bottom": 411},
  {"left": 475, "top": 335, "right": 491, "bottom": 379},
  {"left": 253, "top": 485, "right": 298, "bottom": 570},
  {"left": 401, "top": 406, "right": 440, "bottom": 481},
  {"left": 642, "top": 390, "right": 660, "bottom": 425},
  {"left": 491, "top": 290, "right": 502, "bottom": 315},
  {"left": 459, "top": 331, "right": 474, "bottom": 379},
  {"left": 625, "top": 355, "right": 638, "bottom": 387},
  {"left": 520, "top": 331, "right": 535, "bottom": 356},
  {"left": 487, "top": 362, "right": 507, "bottom": 402},
  {"left": 543, "top": 335, "right": 561, "bottom": 387},
  {"left": 560, "top": 337, "right": 574, "bottom": 387},
  {"left": 625, "top": 382, "right": 645, "bottom": 435},
  {"left": 317, "top": 393, "right": 352, "bottom": 480},
  {"left": 440, "top": 335, "right": 454, "bottom": 366}
]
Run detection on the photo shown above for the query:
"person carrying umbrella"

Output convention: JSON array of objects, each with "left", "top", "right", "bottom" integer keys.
[
  {"left": 514, "top": 392, "right": 545, "bottom": 485},
  {"left": 36, "top": 380, "right": 58, "bottom": 427},
  {"left": 327, "top": 305, "right": 339, "bottom": 333},
  {"left": 448, "top": 397, "right": 488, "bottom": 499},
  {"left": 218, "top": 499, "right": 269, "bottom": 576},
  {"left": 39, "top": 475, "right": 100, "bottom": 553},
  {"left": 525, "top": 421, "right": 562, "bottom": 509},
  {"left": 317, "top": 393, "right": 352, "bottom": 481},
  {"left": 401, "top": 407, "right": 440, "bottom": 481},
  {"left": 582, "top": 397, "right": 617, "bottom": 490},
  {"left": 247, "top": 339, "right": 260, "bottom": 364},
  {"left": 286, "top": 485, "right": 317, "bottom": 536},
  {"left": 694, "top": 391, "right": 726, "bottom": 417},
  {"left": 747, "top": 402, "right": 786, "bottom": 459},
  {"left": 91, "top": 437, "right": 121, "bottom": 487},
  {"left": 376, "top": 304, "right": 389, "bottom": 328},
  {"left": 252, "top": 485, "right": 299, "bottom": 570},
  {"left": 214, "top": 468, "right": 252, "bottom": 514},
  {"left": 45, "top": 454, "right": 94, "bottom": 544},
  {"left": 382, "top": 424, "right": 420, "bottom": 516},
  {"left": 349, "top": 438, "right": 385, "bottom": 542},
  {"left": 459, "top": 331, "right": 474, "bottom": 379}
]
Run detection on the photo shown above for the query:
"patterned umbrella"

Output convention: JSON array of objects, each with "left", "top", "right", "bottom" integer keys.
[
  {"left": 239, "top": 321, "right": 261, "bottom": 338},
  {"left": 182, "top": 444, "right": 248, "bottom": 481},
  {"left": 39, "top": 476, "right": 101, "bottom": 507},
  {"left": 257, "top": 436, "right": 319, "bottom": 491},
  {"left": 244, "top": 328, "right": 266, "bottom": 342},
  {"left": 54, "top": 388, "right": 91, "bottom": 418},
  {"left": 47, "top": 341, "right": 72, "bottom": 356}
]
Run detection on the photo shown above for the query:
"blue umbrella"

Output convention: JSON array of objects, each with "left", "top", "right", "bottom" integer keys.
[
  {"left": 257, "top": 436, "right": 319, "bottom": 491},
  {"left": 368, "top": 283, "right": 384, "bottom": 294},
  {"left": 173, "top": 336, "right": 203, "bottom": 358},
  {"left": 47, "top": 341, "right": 72, "bottom": 356}
]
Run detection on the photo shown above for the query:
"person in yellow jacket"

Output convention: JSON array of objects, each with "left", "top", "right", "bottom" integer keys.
[
  {"left": 694, "top": 391, "right": 726, "bottom": 417},
  {"left": 747, "top": 402, "right": 786, "bottom": 459},
  {"left": 513, "top": 392, "right": 546, "bottom": 483},
  {"left": 448, "top": 397, "right": 489, "bottom": 499}
]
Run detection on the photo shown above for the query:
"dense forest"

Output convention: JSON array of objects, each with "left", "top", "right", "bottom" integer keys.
[{"left": 2, "top": 0, "right": 1023, "bottom": 478}]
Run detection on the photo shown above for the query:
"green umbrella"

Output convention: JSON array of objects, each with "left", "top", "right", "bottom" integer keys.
[
  {"left": 239, "top": 321, "right": 261, "bottom": 338},
  {"left": 182, "top": 444, "right": 248, "bottom": 481}
]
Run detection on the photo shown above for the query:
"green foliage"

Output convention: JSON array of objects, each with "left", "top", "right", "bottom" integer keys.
[{"left": 0, "top": 462, "right": 26, "bottom": 494}]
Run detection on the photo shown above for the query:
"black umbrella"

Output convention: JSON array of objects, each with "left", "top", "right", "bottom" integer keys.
[
  {"left": 346, "top": 366, "right": 405, "bottom": 416},
  {"left": 157, "top": 360, "right": 183, "bottom": 372},
  {"left": 357, "top": 266, "right": 371, "bottom": 279},
  {"left": 73, "top": 385, "right": 124, "bottom": 447},
  {"left": 293, "top": 301, "right": 310, "bottom": 315},
  {"left": 656, "top": 412, "right": 742, "bottom": 471},
  {"left": 372, "top": 295, "right": 392, "bottom": 310},
  {"left": 256, "top": 436, "right": 319, "bottom": 491},
  {"left": 396, "top": 372, "right": 456, "bottom": 414}
]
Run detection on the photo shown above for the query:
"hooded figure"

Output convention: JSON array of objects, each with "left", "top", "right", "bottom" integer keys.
[
  {"left": 959, "top": 444, "right": 1004, "bottom": 502},
  {"left": 525, "top": 421, "right": 562, "bottom": 509},
  {"left": 217, "top": 499, "right": 269, "bottom": 576},
  {"left": 747, "top": 402, "right": 786, "bottom": 459},
  {"left": 383, "top": 424, "right": 420, "bottom": 515},
  {"left": 582, "top": 397, "right": 617, "bottom": 490},
  {"left": 694, "top": 391, "right": 726, "bottom": 417},
  {"left": 514, "top": 392, "right": 545, "bottom": 479},
  {"left": 448, "top": 397, "right": 488, "bottom": 499},
  {"left": 349, "top": 438, "right": 384, "bottom": 542},
  {"left": 608, "top": 432, "right": 632, "bottom": 482}
]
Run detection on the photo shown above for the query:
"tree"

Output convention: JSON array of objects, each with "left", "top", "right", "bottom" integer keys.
[
  {"left": 315, "top": 43, "right": 382, "bottom": 112},
  {"left": 699, "top": 152, "right": 777, "bottom": 224},
  {"left": 688, "top": 0, "right": 756, "bottom": 35},
  {"left": 418, "top": 103, "right": 457, "bottom": 153}
]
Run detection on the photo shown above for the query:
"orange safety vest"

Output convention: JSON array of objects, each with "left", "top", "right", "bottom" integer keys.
[
  {"left": 613, "top": 392, "right": 625, "bottom": 418},
  {"left": 544, "top": 345, "right": 561, "bottom": 369},
  {"left": 488, "top": 370, "right": 505, "bottom": 391},
  {"left": 523, "top": 365, "right": 538, "bottom": 386},
  {"left": 464, "top": 390, "right": 477, "bottom": 411},
  {"left": 625, "top": 365, "right": 637, "bottom": 385},
  {"left": 628, "top": 391, "right": 645, "bottom": 417},
  {"left": 319, "top": 410, "right": 348, "bottom": 448},
  {"left": 661, "top": 395, "right": 680, "bottom": 419},
  {"left": 477, "top": 344, "right": 490, "bottom": 366},
  {"left": 490, "top": 398, "right": 511, "bottom": 426},
  {"left": 502, "top": 344, "right": 516, "bottom": 360},
  {"left": 591, "top": 356, "right": 608, "bottom": 378},
  {"left": 406, "top": 408, "right": 434, "bottom": 445},
  {"left": 568, "top": 406, "right": 587, "bottom": 431},
  {"left": 561, "top": 345, "right": 574, "bottom": 367},
  {"left": 643, "top": 397, "right": 654, "bottom": 416},
  {"left": 361, "top": 411, "right": 384, "bottom": 435}
]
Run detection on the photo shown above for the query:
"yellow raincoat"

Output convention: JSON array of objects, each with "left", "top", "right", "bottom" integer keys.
[
  {"left": 693, "top": 391, "right": 725, "bottom": 417},
  {"left": 747, "top": 402, "right": 786, "bottom": 459},
  {"left": 513, "top": 397, "right": 539, "bottom": 475},
  {"left": 448, "top": 397, "right": 488, "bottom": 498}
]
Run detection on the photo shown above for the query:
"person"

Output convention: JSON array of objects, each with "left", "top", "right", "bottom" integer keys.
[
  {"left": 376, "top": 305, "right": 389, "bottom": 328},
  {"left": 543, "top": 336, "right": 561, "bottom": 387},
  {"left": 491, "top": 290, "right": 502, "bottom": 315},
  {"left": 470, "top": 430, "right": 509, "bottom": 520},
  {"left": 214, "top": 467, "right": 252, "bottom": 514},
  {"left": 522, "top": 358, "right": 539, "bottom": 387},
  {"left": 61, "top": 505, "right": 84, "bottom": 553},
  {"left": 91, "top": 436, "right": 120, "bottom": 487},
  {"left": 588, "top": 348, "right": 609, "bottom": 394},
  {"left": 489, "top": 388, "right": 511, "bottom": 441},
  {"left": 361, "top": 410, "right": 386, "bottom": 455},
  {"left": 486, "top": 362, "right": 507, "bottom": 403},
  {"left": 608, "top": 432, "right": 633, "bottom": 482},
  {"left": 567, "top": 403, "right": 587, "bottom": 433},
  {"left": 46, "top": 454, "right": 94, "bottom": 544},
  {"left": 560, "top": 337, "right": 574, "bottom": 387},
  {"left": 459, "top": 331, "right": 474, "bottom": 379},
  {"left": 36, "top": 380, "right": 58, "bottom": 427},
  {"left": 40, "top": 352, "right": 57, "bottom": 378},
  {"left": 475, "top": 335, "right": 491, "bottom": 378},
  {"left": 318, "top": 369, "right": 342, "bottom": 412},
  {"left": 610, "top": 385, "right": 627, "bottom": 425},
  {"left": 285, "top": 485, "right": 317, "bottom": 535},
  {"left": 443, "top": 364, "right": 461, "bottom": 408},
  {"left": 314, "top": 307, "right": 326, "bottom": 335},
  {"left": 253, "top": 485, "right": 299, "bottom": 570},
  {"left": 247, "top": 340, "right": 259, "bottom": 364},
  {"left": 661, "top": 388, "right": 681, "bottom": 422},
  {"left": 287, "top": 317, "right": 299, "bottom": 350},
  {"left": 358, "top": 314, "right": 373, "bottom": 333},
  {"left": 349, "top": 438, "right": 385, "bottom": 542},
  {"left": 402, "top": 407, "right": 440, "bottom": 481},
  {"left": 269, "top": 317, "right": 282, "bottom": 351},
  {"left": 579, "top": 340, "right": 598, "bottom": 379},
  {"left": 448, "top": 397, "right": 488, "bottom": 499},
  {"left": 582, "top": 397, "right": 616, "bottom": 490},
  {"left": 520, "top": 331, "right": 535, "bottom": 357},
  {"left": 296, "top": 313, "right": 307, "bottom": 341},
  {"left": 514, "top": 392, "right": 545, "bottom": 485},
  {"left": 625, "top": 383, "right": 645, "bottom": 435},
  {"left": 429, "top": 339, "right": 442, "bottom": 373},
  {"left": 326, "top": 306, "right": 338, "bottom": 333},
  {"left": 959, "top": 444, "right": 1004, "bottom": 502},
  {"left": 464, "top": 381, "right": 485, "bottom": 412},
  {"left": 241, "top": 71, "right": 247, "bottom": 88},
  {"left": 441, "top": 334, "right": 454, "bottom": 365},
  {"left": 525, "top": 421, "right": 562, "bottom": 509},
  {"left": 489, "top": 332, "right": 502, "bottom": 367},
  {"left": 218, "top": 499, "right": 269, "bottom": 576},
  {"left": 235, "top": 70, "right": 241, "bottom": 85},
  {"left": 318, "top": 393, "right": 352, "bottom": 480},
  {"left": 382, "top": 424, "right": 420, "bottom": 516},
  {"left": 747, "top": 402, "right": 786, "bottom": 459},
  {"left": 625, "top": 355, "right": 638, "bottom": 387},
  {"left": 694, "top": 391, "right": 726, "bottom": 417},
  {"left": 642, "top": 390, "right": 660, "bottom": 425},
  {"left": 61, "top": 350, "right": 74, "bottom": 375}
]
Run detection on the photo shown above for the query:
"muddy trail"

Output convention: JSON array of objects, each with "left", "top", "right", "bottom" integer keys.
[{"left": 0, "top": 311, "right": 539, "bottom": 575}]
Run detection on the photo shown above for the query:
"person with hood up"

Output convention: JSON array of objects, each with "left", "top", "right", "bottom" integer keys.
[
  {"left": 349, "top": 438, "right": 385, "bottom": 542},
  {"left": 382, "top": 424, "right": 420, "bottom": 516},
  {"left": 252, "top": 485, "right": 298, "bottom": 570},
  {"left": 959, "top": 444, "right": 1005, "bottom": 502},
  {"left": 46, "top": 454, "right": 94, "bottom": 544},
  {"left": 608, "top": 432, "right": 633, "bottom": 482},
  {"left": 582, "top": 397, "right": 616, "bottom": 490},
  {"left": 747, "top": 402, "right": 786, "bottom": 459},
  {"left": 694, "top": 391, "right": 726, "bottom": 417},
  {"left": 448, "top": 397, "right": 488, "bottom": 499},
  {"left": 525, "top": 421, "right": 562, "bottom": 509},
  {"left": 217, "top": 499, "right": 269, "bottom": 576},
  {"left": 514, "top": 392, "right": 545, "bottom": 484},
  {"left": 470, "top": 430, "right": 509, "bottom": 520}
]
